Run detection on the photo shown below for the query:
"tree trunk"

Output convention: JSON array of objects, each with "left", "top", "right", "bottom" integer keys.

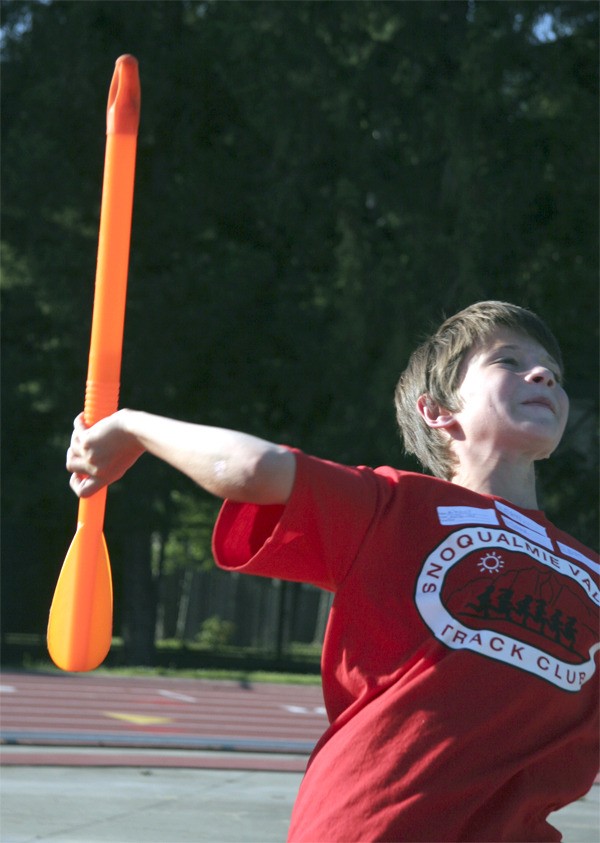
[
  {"left": 176, "top": 565, "right": 195, "bottom": 642},
  {"left": 121, "top": 529, "right": 157, "bottom": 665},
  {"left": 313, "top": 590, "right": 334, "bottom": 645},
  {"left": 275, "top": 580, "right": 288, "bottom": 660}
]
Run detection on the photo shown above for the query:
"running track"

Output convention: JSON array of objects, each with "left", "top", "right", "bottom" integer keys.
[{"left": 0, "top": 671, "right": 328, "bottom": 772}]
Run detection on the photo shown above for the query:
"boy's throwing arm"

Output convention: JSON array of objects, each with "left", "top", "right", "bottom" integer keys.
[{"left": 67, "top": 409, "right": 296, "bottom": 505}]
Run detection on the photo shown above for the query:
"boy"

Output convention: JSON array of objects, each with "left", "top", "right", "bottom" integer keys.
[{"left": 67, "top": 301, "right": 598, "bottom": 842}]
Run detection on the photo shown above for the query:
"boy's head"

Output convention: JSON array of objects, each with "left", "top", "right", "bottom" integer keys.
[{"left": 394, "top": 301, "right": 564, "bottom": 480}]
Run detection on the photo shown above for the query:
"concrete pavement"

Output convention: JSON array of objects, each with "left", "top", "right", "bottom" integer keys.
[
  {"left": 1, "top": 761, "right": 301, "bottom": 843},
  {"left": 1, "top": 751, "right": 598, "bottom": 843}
]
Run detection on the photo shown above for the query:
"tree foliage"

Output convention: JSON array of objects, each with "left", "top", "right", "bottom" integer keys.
[{"left": 1, "top": 0, "right": 597, "bottom": 657}]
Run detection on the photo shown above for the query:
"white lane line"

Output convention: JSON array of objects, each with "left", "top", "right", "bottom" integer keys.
[{"left": 158, "top": 689, "right": 197, "bottom": 703}]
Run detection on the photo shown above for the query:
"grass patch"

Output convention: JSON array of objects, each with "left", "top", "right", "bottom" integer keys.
[
  {"left": 98, "top": 666, "right": 322, "bottom": 685},
  {"left": 3, "top": 633, "right": 322, "bottom": 686},
  {"left": 16, "top": 659, "right": 322, "bottom": 686}
]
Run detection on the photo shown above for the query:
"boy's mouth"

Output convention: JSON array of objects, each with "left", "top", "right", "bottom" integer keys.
[{"left": 522, "top": 398, "right": 556, "bottom": 414}]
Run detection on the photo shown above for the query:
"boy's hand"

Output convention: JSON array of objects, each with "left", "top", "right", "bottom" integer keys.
[{"left": 67, "top": 411, "right": 145, "bottom": 498}]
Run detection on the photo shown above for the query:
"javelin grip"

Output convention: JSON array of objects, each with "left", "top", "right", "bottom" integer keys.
[{"left": 84, "top": 380, "right": 120, "bottom": 428}]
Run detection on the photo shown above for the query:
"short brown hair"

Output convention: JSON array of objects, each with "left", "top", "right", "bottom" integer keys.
[{"left": 394, "top": 301, "right": 564, "bottom": 480}]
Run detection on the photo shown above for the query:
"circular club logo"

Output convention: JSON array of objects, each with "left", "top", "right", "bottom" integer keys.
[{"left": 415, "top": 526, "right": 599, "bottom": 692}]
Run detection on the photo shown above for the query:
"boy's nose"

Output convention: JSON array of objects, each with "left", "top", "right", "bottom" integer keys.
[{"left": 526, "top": 366, "right": 556, "bottom": 387}]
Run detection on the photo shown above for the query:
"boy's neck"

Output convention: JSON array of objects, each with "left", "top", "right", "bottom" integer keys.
[{"left": 451, "top": 460, "right": 540, "bottom": 510}]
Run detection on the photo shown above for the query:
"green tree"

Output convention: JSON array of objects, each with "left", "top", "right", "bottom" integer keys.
[{"left": 2, "top": 0, "right": 597, "bottom": 663}]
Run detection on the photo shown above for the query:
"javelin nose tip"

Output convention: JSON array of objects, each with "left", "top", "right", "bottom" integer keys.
[{"left": 107, "top": 54, "right": 141, "bottom": 135}]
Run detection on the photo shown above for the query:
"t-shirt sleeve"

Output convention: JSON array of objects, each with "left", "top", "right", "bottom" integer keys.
[{"left": 212, "top": 449, "right": 392, "bottom": 591}]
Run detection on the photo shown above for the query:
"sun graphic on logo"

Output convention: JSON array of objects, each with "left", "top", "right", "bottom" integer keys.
[{"left": 478, "top": 552, "right": 505, "bottom": 574}]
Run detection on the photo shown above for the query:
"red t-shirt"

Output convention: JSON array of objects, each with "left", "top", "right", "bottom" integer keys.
[{"left": 213, "top": 450, "right": 599, "bottom": 842}]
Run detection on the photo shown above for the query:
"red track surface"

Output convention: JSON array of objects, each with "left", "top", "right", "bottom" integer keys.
[{"left": 0, "top": 671, "right": 328, "bottom": 772}]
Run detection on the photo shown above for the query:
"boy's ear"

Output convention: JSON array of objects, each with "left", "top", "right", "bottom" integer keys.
[{"left": 417, "top": 395, "right": 455, "bottom": 430}]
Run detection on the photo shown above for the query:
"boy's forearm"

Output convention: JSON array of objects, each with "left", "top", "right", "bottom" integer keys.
[{"left": 120, "top": 410, "right": 296, "bottom": 504}]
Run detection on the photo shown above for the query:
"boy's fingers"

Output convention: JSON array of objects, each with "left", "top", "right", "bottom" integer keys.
[
  {"left": 69, "top": 472, "right": 86, "bottom": 497},
  {"left": 66, "top": 430, "right": 98, "bottom": 479},
  {"left": 68, "top": 415, "right": 87, "bottom": 459},
  {"left": 68, "top": 414, "right": 105, "bottom": 497},
  {"left": 73, "top": 412, "right": 88, "bottom": 432},
  {"left": 69, "top": 472, "right": 101, "bottom": 499},
  {"left": 66, "top": 438, "right": 87, "bottom": 471}
]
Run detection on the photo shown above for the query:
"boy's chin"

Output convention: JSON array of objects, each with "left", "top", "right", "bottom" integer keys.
[
  {"left": 529, "top": 439, "right": 562, "bottom": 462},
  {"left": 514, "top": 422, "right": 564, "bottom": 458}
]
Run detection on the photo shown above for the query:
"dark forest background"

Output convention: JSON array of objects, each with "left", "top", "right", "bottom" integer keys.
[{"left": 1, "top": 0, "right": 598, "bottom": 666}]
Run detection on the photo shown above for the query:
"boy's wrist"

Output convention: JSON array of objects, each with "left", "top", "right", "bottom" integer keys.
[
  {"left": 116, "top": 408, "right": 144, "bottom": 451},
  {"left": 116, "top": 407, "right": 133, "bottom": 434}
]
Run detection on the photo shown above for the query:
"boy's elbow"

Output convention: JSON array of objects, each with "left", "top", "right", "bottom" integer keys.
[{"left": 237, "top": 446, "right": 296, "bottom": 505}]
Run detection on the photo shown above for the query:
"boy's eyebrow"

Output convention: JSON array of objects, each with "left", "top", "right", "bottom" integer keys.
[{"left": 488, "top": 343, "right": 524, "bottom": 355}]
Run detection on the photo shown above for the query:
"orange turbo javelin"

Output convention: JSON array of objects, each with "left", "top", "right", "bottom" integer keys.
[{"left": 47, "top": 55, "right": 141, "bottom": 671}]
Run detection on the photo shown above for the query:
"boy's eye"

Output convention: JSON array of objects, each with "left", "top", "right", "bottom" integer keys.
[{"left": 494, "top": 357, "right": 563, "bottom": 383}]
